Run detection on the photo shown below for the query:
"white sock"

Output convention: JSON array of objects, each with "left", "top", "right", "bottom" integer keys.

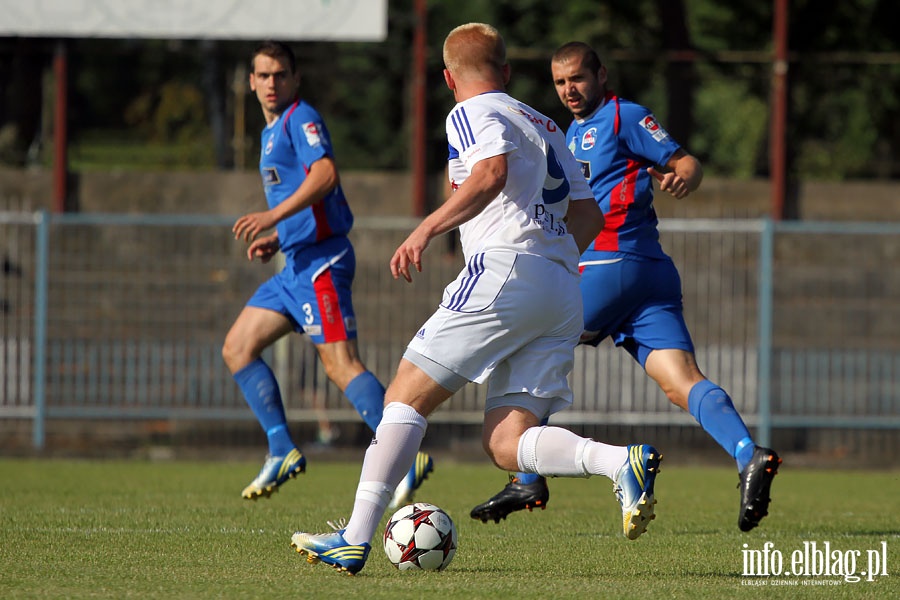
[
  {"left": 581, "top": 439, "right": 629, "bottom": 480},
  {"left": 517, "top": 426, "right": 628, "bottom": 481},
  {"left": 342, "top": 403, "right": 427, "bottom": 545}
]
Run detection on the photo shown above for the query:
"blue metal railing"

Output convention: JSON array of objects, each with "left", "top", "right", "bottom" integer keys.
[{"left": 1, "top": 211, "right": 898, "bottom": 449}]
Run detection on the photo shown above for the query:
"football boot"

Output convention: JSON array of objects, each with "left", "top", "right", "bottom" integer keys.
[
  {"left": 470, "top": 473, "right": 550, "bottom": 523},
  {"left": 613, "top": 444, "right": 662, "bottom": 540},
  {"left": 241, "top": 448, "right": 306, "bottom": 500},
  {"left": 737, "top": 446, "right": 781, "bottom": 531},
  {"left": 290, "top": 530, "right": 371, "bottom": 576}
]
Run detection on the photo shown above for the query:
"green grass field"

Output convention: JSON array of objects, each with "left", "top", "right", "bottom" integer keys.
[{"left": 1, "top": 457, "right": 897, "bottom": 599}]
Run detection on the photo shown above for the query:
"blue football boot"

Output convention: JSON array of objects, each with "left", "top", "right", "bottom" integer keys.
[
  {"left": 613, "top": 444, "right": 662, "bottom": 540},
  {"left": 241, "top": 448, "right": 306, "bottom": 500},
  {"left": 290, "top": 530, "right": 371, "bottom": 575}
]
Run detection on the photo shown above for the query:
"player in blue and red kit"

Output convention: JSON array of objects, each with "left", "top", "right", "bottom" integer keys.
[
  {"left": 471, "top": 41, "right": 780, "bottom": 533},
  {"left": 223, "top": 41, "right": 432, "bottom": 504}
]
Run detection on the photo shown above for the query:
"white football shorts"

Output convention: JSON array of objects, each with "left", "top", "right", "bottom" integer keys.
[{"left": 405, "top": 250, "right": 582, "bottom": 418}]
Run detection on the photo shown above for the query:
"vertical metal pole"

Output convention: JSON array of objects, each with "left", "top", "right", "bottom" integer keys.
[
  {"left": 411, "top": 0, "right": 428, "bottom": 217},
  {"left": 53, "top": 40, "right": 68, "bottom": 214},
  {"left": 756, "top": 218, "right": 774, "bottom": 447},
  {"left": 232, "top": 61, "right": 247, "bottom": 171},
  {"left": 33, "top": 211, "right": 49, "bottom": 449},
  {"left": 770, "top": 0, "right": 789, "bottom": 220}
]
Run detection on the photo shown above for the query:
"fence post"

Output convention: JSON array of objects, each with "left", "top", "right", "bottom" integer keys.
[
  {"left": 756, "top": 217, "right": 774, "bottom": 447},
  {"left": 32, "top": 210, "right": 49, "bottom": 449}
]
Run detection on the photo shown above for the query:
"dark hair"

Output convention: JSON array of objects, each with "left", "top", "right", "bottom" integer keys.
[
  {"left": 250, "top": 40, "right": 297, "bottom": 74},
  {"left": 551, "top": 41, "right": 602, "bottom": 73}
]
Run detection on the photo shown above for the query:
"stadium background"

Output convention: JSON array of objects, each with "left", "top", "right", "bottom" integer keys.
[{"left": 1, "top": 0, "right": 898, "bottom": 468}]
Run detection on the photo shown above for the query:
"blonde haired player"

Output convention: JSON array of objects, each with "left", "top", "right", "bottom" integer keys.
[{"left": 290, "top": 24, "right": 662, "bottom": 575}]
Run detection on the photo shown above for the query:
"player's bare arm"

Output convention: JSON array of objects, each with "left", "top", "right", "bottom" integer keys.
[
  {"left": 647, "top": 150, "right": 703, "bottom": 200},
  {"left": 565, "top": 197, "right": 605, "bottom": 254},
  {"left": 232, "top": 157, "right": 339, "bottom": 242},
  {"left": 390, "top": 154, "right": 507, "bottom": 282},
  {"left": 246, "top": 232, "right": 280, "bottom": 263}
]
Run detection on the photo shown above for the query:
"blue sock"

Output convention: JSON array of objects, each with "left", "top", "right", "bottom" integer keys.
[
  {"left": 234, "top": 358, "right": 294, "bottom": 456},
  {"left": 515, "top": 473, "right": 541, "bottom": 485},
  {"left": 687, "top": 379, "right": 755, "bottom": 471},
  {"left": 344, "top": 371, "right": 385, "bottom": 433}
]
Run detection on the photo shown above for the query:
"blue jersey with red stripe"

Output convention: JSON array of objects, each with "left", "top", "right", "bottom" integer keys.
[
  {"left": 259, "top": 99, "right": 353, "bottom": 256},
  {"left": 566, "top": 93, "right": 680, "bottom": 260}
]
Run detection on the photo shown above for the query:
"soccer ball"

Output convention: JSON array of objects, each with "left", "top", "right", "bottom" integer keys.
[{"left": 383, "top": 502, "right": 457, "bottom": 571}]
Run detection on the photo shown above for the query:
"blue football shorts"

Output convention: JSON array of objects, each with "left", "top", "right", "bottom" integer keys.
[
  {"left": 247, "top": 235, "right": 358, "bottom": 345},
  {"left": 579, "top": 254, "right": 694, "bottom": 367}
]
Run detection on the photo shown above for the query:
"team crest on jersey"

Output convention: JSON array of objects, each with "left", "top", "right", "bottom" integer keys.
[
  {"left": 302, "top": 122, "right": 322, "bottom": 147},
  {"left": 581, "top": 127, "right": 597, "bottom": 150},
  {"left": 578, "top": 159, "right": 591, "bottom": 180},
  {"left": 262, "top": 167, "right": 280, "bottom": 186},
  {"left": 639, "top": 115, "right": 671, "bottom": 142},
  {"left": 264, "top": 133, "right": 275, "bottom": 155}
]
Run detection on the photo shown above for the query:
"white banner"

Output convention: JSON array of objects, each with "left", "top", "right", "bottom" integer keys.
[{"left": 0, "top": 0, "right": 387, "bottom": 41}]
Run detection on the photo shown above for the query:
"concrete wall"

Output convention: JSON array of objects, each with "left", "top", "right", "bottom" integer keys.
[
  {"left": 0, "top": 167, "right": 416, "bottom": 217},
  {"left": 2, "top": 166, "right": 899, "bottom": 221}
]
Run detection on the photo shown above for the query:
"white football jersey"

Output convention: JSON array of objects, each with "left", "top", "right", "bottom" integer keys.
[{"left": 446, "top": 91, "right": 591, "bottom": 272}]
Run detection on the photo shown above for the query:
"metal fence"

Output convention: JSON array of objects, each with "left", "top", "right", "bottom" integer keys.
[{"left": 1, "top": 211, "right": 898, "bottom": 450}]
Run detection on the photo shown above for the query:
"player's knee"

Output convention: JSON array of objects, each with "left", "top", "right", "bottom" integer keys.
[
  {"left": 321, "top": 359, "right": 365, "bottom": 389},
  {"left": 482, "top": 435, "right": 518, "bottom": 471},
  {"left": 221, "top": 338, "right": 237, "bottom": 370},
  {"left": 221, "top": 335, "right": 255, "bottom": 374},
  {"left": 664, "top": 389, "right": 690, "bottom": 411}
]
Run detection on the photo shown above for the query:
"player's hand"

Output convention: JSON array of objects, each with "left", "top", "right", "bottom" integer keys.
[
  {"left": 390, "top": 229, "right": 431, "bottom": 282},
  {"left": 233, "top": 210, "right": 278, "bottom": 242},
  {"left": 648, "top": 166, "right": 690, "bottom": 199},
  {"left": 247, "top": 235, "right": 279, "bottom": 263}
]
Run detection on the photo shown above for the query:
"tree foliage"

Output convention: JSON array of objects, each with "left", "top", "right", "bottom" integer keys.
[{"left": 0, "top": 0, "right": 897, "bottom": 179}]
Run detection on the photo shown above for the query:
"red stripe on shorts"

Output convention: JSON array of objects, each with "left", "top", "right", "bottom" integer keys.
[{"left": 314, "top": 268, "right": 348, "bottom": 342}]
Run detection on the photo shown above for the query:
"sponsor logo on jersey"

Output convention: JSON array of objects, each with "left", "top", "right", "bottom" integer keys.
[
  {"left": 568, "top": 138, "right": 577, "bottom": 154},
  {"left": 262, "top": 167, "right": 280, "bottom": 186},
  {"left": 581, "top": 127, "right": 597, "bottom": 150},
  {"left": 506, "top": 105, "right": 557, "bottom": 132},
  {"left": 532, "top": 203, "right": 568, "bottom": 236},
  {"left": 302, "top": 121, "right": 322, "bottom": 147},
  {"left": 639, "top": 115, "right": 671, "bottom": 142},
  {"left": 415, "top": 327, "right": 426, "bottom": 340},
  {"left": 321, "top": 292, "right": 335, "bottom": 324},
  {"left": 264, "top": 133, "right": 275, "bottom": 155},
  {"left": 541, "top": 145, "right": 570, "bottom": 205}
]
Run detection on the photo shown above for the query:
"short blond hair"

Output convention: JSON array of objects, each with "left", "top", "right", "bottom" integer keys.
[{"left": 442, "top": 23, "right": 506, "bottom": 79}]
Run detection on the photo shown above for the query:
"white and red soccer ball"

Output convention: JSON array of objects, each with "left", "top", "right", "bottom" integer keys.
[{"left": 383, "top": 502, "right": 457, "bottom": 571}]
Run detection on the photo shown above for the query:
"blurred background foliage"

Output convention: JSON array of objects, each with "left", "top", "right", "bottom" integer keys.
[{"left": 0, "top": 0, "right": 897, "bottom": 179}]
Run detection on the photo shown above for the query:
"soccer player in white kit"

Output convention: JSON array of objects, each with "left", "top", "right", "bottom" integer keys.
[{"left": 291, "top": 23, "right": 663, "bottom": 575}]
